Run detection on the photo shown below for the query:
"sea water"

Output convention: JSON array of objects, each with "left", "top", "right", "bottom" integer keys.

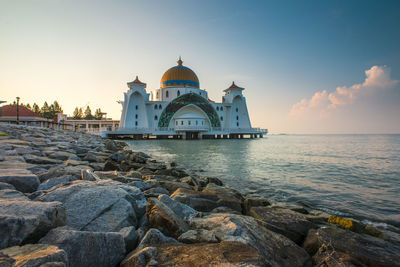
[{"left": 126, "top": 134, "right": 400, "bottom": 229}]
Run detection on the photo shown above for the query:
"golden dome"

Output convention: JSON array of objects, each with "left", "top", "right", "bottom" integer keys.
[{"left": 160, "top": 57, "right": 199, "bottom": 88}]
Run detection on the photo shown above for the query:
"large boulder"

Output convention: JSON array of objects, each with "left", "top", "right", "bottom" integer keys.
[
  {"left": 248, "top": 206, "right": 316, "bottom": 244},
  {"left": 0, "top": 190, "right": 66, "bottom": 249},
  {"left": 190, "top": 213, "right": 311, "bottom": 266},
  {"left": 121, "top": 241, "right": 266, "bottom": 267},
  {"left": 146, "top": 197, "right": 189, "bottom": 238},
  {"left": 23, "top": 154, "right": 61, "bottom": 165},
  {"left": 38, "top": 175, "right": 79, "bottom": 191},
  {"left": 0, "top": 169, "right": 40, "bottom": 193},
  {"left": 170, "top": 183, "right": 243, "bottom": 212},
  {"left": 40, "top": 227, "right": 125, "bottom": 267},
  {"left": 303, "top": 226, "right": 400, "bottom": 267},
  {"left": 135, "top": 228, "right": 177, "bottom": 252},
  {"left": 0, "top": 244, "right": 68, "bottom": 267},
  {"left": 33, "top": 180, "right": 146, "bottom": 232},
  {"left": 157, "top": 194, "right": 198, "bottom": 221}
]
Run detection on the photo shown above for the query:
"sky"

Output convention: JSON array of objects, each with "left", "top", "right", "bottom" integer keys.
[{"left": 1, "top": 0, "right": 400, "bottom": 134}]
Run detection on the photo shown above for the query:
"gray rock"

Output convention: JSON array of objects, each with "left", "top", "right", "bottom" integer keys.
[
  {"left": 23, "top": 154, "right": 61, "bottom": 165},
  {"left": 143, "top": 187, "right": 169, "bottom": 198},
  {"left": 125, "top": 170, "right": 142, "bottom": 179},
  {"left": 242, "top": 197, "right": 271, "bottom": 214},
  {"left": 0, "top": 244, "right": 68, "bottom": 267},
  {"left": 303, "top": 226, "right": 400, "bottom": 267},
  {"left": 158, "top": 194, "right": 198, "bottom": 221},
  {"left": 46, "top": 151, "right": 77, "bottom": 161},
  {"left": 120, "top": 226, "right": 138, "bottom": 253},
  {"left": 0, "top": 182, "right": 16, "bottom": 190},
  {"left": 170, "top": 183, "right": 243, "bottom": 212},
  {"left": 39, "top": 165, "right": 93, "bottom": 182},
  {"left": 40, "top": 227, "right": 125, "bottom": 267},
  {"left": 0, "top": 169, "right": 40, "bottom": 193},
  {"left": 38, "top": 175, "right": 79, "bottom": 191},
  {"left": 0, "top": 189, "right": 29, "bottom": 200},
  {"left": 190, "top": 213, "right": 311, "bottom": 266},
  {"left": 146, "top": 197, "right": 189, "bottom": 237},
  {"left": 178, "top": 229, "right": 218, "bottom": 243},
  {"left": 121, "top": 241, "right": 265, "bottom": 267},
  {"left": 248, "top": 206, "right": 316, "bottom": 244},
  {"left": 135, "top": 228, "right": 177, "bottom": 251},
  {"left": 34, "top": 180, "right": 146, "bottom": 232},
  {"left": 0, "top": 192, "right": 66, "bottom": 249},
  {"left": 127, "top": 181, "right": 151, "bottom": 191}
]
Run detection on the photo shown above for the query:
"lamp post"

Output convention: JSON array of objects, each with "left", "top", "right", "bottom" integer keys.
[{"left": 16, "top": 97, "right": 20, "bottom": 125}]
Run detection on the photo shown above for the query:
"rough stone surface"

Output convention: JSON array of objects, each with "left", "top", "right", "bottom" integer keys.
[
  {"left": 120, "top": 226, "right": 138, "bottom": 253},
  {"left": 37, "top": 175, "right": 79, "bottom": 191},
  {"left": 170, "top": 183, "right": 243, "bottom": 212},
  {"left": 303, "top": 226, "right": 400, "bottom": 267},
  {"left": 23, "top": 154, "right": 61, "bottom": 165},
  {"left": 121, "top": 241, "right": 266, "bottom": 267},
  {"left": 40, "top": 227, "right": 125, "bottom": 267},
  {"left": 157, "top": 194, "right": 198, "bottom": 221},
  {"left": 146, "top": 197, "right": 189, "bottom": 237},
  {"left": 0, "top": 182, "right": 16, "bottom": 191},
  {"left": 178, "top": 229, "right": 218, "bottom": 243},
  {"left": 242, "top": 197, "right": 271, "bottom": 214},
  {"left": 0, "top": 192, "right": 66, "bottom": 249},
  {"left": 34, "top": 180, "right": 146, "bottom": 232},
  {"left": 190, "top": 213, "right": 311, "bottom": 266},
  {"left": 249, "top": 206, "right": 316, "bottom": 244},
  {"left": 0, "top": 244, "right": 68, "bottom": 267},
  {"left": 0, "top": 169, "right": 40, "bottom": 193},
  {"left": 135, "top": 228, "right": 177, "bottom": 252}
]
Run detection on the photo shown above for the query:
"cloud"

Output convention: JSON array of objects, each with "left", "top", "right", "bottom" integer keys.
[{"left": 289, "top": 66, "right": 398, "bottom": 117}]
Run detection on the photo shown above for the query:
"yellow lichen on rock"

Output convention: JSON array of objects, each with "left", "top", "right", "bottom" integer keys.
[{"left": 328, "top": 216, "right": 358, "bottom": 231}]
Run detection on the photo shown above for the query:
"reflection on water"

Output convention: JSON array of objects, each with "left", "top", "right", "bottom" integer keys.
[{"left": 125, "top": 134, "right": 400, "bottom": 226}]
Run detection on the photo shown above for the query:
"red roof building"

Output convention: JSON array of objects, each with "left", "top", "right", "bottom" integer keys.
[{"left": 0, "top": 104, "right": 51, "bottom": 126}]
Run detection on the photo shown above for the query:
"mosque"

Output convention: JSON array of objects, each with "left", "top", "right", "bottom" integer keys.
[{"left": 104, "top": 58, "right": 267, "bottom": 139}]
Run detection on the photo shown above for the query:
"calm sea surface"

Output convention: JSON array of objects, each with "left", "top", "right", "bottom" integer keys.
[{"left": 126, "top": 135, "right": 400, "bottom": 228}]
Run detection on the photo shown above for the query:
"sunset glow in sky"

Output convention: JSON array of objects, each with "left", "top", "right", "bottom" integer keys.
[{"left": 1, "top": 0, "right": 400, "bottom": 133}]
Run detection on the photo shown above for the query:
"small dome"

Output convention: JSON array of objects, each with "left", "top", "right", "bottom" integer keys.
[{"left": 160, "top": 57, "right": 199, "bottom": 88}]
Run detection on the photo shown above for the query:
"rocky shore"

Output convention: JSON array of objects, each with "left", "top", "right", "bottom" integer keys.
[{"left": 0, "top": 124, "right": 399, "bottom": 267}]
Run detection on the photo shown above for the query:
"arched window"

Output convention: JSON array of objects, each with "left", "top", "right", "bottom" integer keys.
[
  {"left": 220, "top": 116, "right": 223, "bottom": 121},
  {"left": 156, "top": 92, "right": 159, "bottom": 98},
  {"left": 236, "top": 108, "right": 238, "bottom": 112},
  {"left": 166, "top": 91, "right": 169, "bottom": 98},
  {"left": 135, "top": 114, "right": 138, "bottom": 119},
  {"left": 220, "top": 107, "right": 223, "bottom": 111},
  {"left": 154, "top": 104, "right": 158, "bottom": 109},
  {"left": 237, "top": 122, "right": 239, "bottom": 127},
  {"left": 176, "top": 121, "right": 178, "bottom": 125},
  {"left": 135, "top": 121, "right": 138, "bottom": 126},
  {"left": 236, "top": 115, "right": 239, "bottom": 120},
  {"left": 196, "top": 120, "right": 198, "bottom": 125},
  {"left": 177, "top": 90, "right": 180, "bottom": 97},
  {"left": 188, "top": 121, "right": 191, "bottom": 125},
  {"left": 202, "top": 121, "right": 204, "bottom": 125},
  {"left": 159, "top": 104, "right": 162, "bottom": 109},
  {"left": 216, "top": 107, "right": 219, "bottom": 111},
  {"left": 181, "top": 121, "right": 183, "bottom": 125},
  {"left": 135, "top": 105, "right": 138, "bottom": 110},
  {"left": 154, "top": 115, "right": 158, "bottom": 120}
]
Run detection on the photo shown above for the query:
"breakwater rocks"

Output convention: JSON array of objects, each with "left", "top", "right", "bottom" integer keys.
[{"left": 0, "top": 124, "right": 399, "bottom": 267}]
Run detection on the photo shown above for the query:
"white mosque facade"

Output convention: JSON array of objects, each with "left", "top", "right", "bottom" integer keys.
[{"left": 105, "top": 58, "right": 267, "bottom": 139}]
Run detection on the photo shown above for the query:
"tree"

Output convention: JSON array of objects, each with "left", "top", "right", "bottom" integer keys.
[
  {"left": 73, "top": 107, "right": 83, "bottom": 119},
  {"left": 26, "top": 103, "right": 32, "bottom": 110},
  {"left": 84, "top": 106, "right": 94, "bottom": 120},
  {"left": 94, "top": 108, "right": 103, "bottom": 120},
  {"left": 33, "top": 103, "right": 40, "bottom": 114},
  {"left": 53, "top": 101, "right": 63, "bottom": 114},
  {"left": 41, "top": 102, "right": 53, "bottom": 119}
]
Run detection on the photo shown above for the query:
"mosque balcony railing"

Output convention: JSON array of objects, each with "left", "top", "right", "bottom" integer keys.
[{"left": 174, "top": 125, "right": 210, "bottom": 132}]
